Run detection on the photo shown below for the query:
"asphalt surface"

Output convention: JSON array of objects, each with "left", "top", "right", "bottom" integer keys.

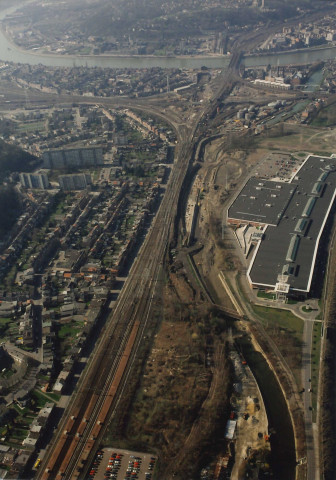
[
  {"left": 215, "top": 225, "right": 321, "bottom": 478},
  {"left": 302, "top": 319, "right": 316, "bottom": 479},
  {"left": 92, "top": 448, "right": 157, "bottom": 480}
]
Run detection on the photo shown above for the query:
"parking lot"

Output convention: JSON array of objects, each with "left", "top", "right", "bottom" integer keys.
[
  {"left": 254, "top": 152, "right": 304, "bottom": 182},
  {"left": 88, "top": 447, "right": 157, "bottom": 480}
]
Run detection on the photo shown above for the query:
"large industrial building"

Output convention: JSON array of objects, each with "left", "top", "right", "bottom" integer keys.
[{"left": 227, "top": 155, "right": 336, "bottom": 298}]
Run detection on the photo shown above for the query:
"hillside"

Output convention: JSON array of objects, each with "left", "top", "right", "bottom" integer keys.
[
  {"left": 0, "top": 186, "right": 23, "bottom": 239},
  {"left": 6, "top": 0, "right": 327, "bottom": 55},
  {"left": 0, "top": 140, "right": 39, "bottom": 240},
  {"left": 0, "top": 139, "right": 40, "bottom": 183}
]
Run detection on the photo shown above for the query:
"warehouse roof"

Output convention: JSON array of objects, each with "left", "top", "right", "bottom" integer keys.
[
  {"left": 228, "top": 178, "right": 296, "bottom": 226},
  {"left": 245, "top": 155, "right": 336, "bottom": 293}
]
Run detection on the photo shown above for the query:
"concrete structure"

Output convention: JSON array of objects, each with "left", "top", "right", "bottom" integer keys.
[
  {"left": 42, "top": 147, "right": 103, "bottom": 169},
  {"left": 228, "top": 155, "right": 336, "bottom": 297},
  {"left": 19, "top": 173, "right": 49, "bottom": 190},
  {"left": 58, "top": 173, "right": 92, "bottom": 191},
  {"left": 254, "top": 78, "right": 291, "bottom": 90}
]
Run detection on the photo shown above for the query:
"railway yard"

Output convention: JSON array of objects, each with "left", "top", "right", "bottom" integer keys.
[
  {"left": 1, "top": 39, "right": 336, "bottom": 479},
  {"left": 38, "top": 195, "right": 173, "bottom": 478},
  {"left": 34, "top": 92, "right": 202, "bottom": 479}
]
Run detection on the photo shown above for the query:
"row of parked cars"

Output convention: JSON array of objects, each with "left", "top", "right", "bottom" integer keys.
[
  {"left": 88, "top": 449, "right": 105, "bottom": 479},
  {"left": 105, "top": 452, "right": 124, "bottom": 479},
  {"left": 88, "top": 449, "right": 157, "bottom": 480}
]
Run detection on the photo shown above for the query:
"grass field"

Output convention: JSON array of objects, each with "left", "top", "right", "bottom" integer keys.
[
  {"left": 16, "top": 121, "right": 45, "bottom": 133},
  {"left": 257, "top": 290, "right": 275, "bottom": 300},
  {"left": 251, "top": 305, "right": 303, "bottom": 388},
  {"left": 31, "top": 389, "right": 50, "bottom": 409},
  {"left": 11, "top": 403, "right": 29, "bottom": 415},
  {"left": 0, "top": 316, "right": 13, "bottom": 338},
  {"left": 0, "top": 317, "right": 11, "bottom": 325},
  {"left": 58, "top": 321, "right": 83, "bottom": 340},
  {"left": 311, "top": 103, "right": 336, "bottom": 127},
  {"left": 252, "top": 305, "right": 303, "bottom": 339},
  {"left": 253, "top": 122, "right": 336, "bottom": 159},
  {"left": 35, "top": 388, "right": 60, "bottom": 403}
]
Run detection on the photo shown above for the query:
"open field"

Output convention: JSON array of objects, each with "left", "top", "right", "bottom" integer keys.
[
  {"left": 16, "top": 121, "right": 46, "bottom": 133},
  {"left": 311, "top": 102, "right": 336, "bottom": 127},
  {"left": 251, "top": 305, "right": 303, "bottom": 387},
  {"left": 254, "top": 123, "right": 336, "bottom": 158},
  {"left": 251, "top": 305, "right": 303, "bottom": 340},
  {"left": 102, "top": 269, "right": 232, "bottom": 479}
]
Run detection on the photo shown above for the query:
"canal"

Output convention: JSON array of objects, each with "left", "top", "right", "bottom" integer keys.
[{"left": 238, "top": 335, "right": 297, "bottom": 479}]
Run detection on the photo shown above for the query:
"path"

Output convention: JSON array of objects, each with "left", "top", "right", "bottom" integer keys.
[{"left": 302, "top": 319, "right": 317, "bottom": 479}]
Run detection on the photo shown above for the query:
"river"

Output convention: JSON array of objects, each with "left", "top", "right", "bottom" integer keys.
[
  {"left": 0, "top": 3, "right": 232, "bottom": 69},
  {"left": 244, "top": 46, "right": 336, "bottom": 68},
  {"left": 0, "top": 2, "right": 336, "bottom": 70}
]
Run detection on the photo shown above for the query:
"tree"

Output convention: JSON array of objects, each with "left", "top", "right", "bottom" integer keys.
[{"left": 0, "top": 186, "right": 23, "bottom": 239}]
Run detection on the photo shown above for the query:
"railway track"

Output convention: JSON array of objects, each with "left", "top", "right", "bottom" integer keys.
[
  {"left": 37, "top": 136, "right": 190, "bottom": 480},
  {"left": 40, "top": 250, "right": 166, "bottom": 478},
  {"left": 37, "top": 66, "right": 237, "bottom": 480}
]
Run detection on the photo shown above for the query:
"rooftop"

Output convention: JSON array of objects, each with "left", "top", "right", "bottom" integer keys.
[
  {"left": 244, "top": 155, "right": 336, "bottom": 293},
  {"left": 228, "top": 178, "right": 296, "bottom": 226}
]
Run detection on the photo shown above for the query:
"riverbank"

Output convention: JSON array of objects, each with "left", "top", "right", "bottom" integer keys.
[
  {"left": 245, "top": 42, "right": 336, "bottom": 59},
  {"left": 237, "top": 331, "right": 297, "bottom": 479},
  {"left": 1, "top": 0, "right": 336, "bottom": 70},
  {"left": 0, "top": 22, "right": 230, "bottom": 62}
]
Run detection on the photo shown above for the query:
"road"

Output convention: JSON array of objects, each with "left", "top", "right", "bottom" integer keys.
[
  {"left": 0, "top": 8, "right": 333, "bottom": 476},
  {"left": 302, "top": 319, "right": 316, "bottom": 479},
  {"left": 37, "top": 146, "right": 185, "bottom": 478}
]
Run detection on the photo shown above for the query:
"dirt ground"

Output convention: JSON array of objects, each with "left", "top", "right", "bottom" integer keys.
[
  {"left": 192, "top": 138, "right": 258, "bottom": 307},
  {"left": 186, "top": 124, "right": 320, "bottom": 477},
  {"left": 230, "top": 366, "right": 270, "bottom": 480},
  {"left": 263, "top": 123, "right": 336, "bottom": 154},
  {"left": 122, "top": 274, "right": 232, "bottom": 479},
  {"left": 191, "top": 122, "right": 336, "bottom": 310},
  {"left": 106, "top": 95, "right": 330, "bottom": 479}
]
